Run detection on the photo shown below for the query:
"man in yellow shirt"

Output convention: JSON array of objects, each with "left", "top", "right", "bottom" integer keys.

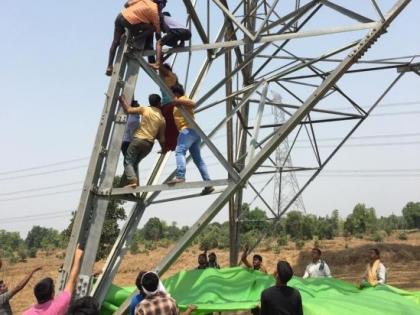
[
  {"left": 167, "top": 84, "right": 214, "bottom": 195},
  {"left": 119, "top": 94, "right": 166, "bottom": 187}
]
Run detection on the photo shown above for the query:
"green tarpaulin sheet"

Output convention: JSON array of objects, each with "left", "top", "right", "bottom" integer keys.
[{"left": 101, "top": 267, "right": 420, "bottom": 315}]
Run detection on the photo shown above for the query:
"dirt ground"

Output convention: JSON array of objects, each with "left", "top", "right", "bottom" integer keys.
[{"left": 2, "top": 232, "right": 420, "bottom": 314}]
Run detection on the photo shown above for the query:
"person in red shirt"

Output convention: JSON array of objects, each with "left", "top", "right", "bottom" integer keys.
[{"left": 106, "top": 0, "right": 166, "bottom": 76}]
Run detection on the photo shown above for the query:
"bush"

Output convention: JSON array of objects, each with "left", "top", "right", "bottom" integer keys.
[
  {"left": 277, "top": 234, "right": 288, "bottom": 247},
  {"left": 262, "top": 238, "right": 273, "bottom": 251},
  {"left": 28, "top": 247, "right": 37, "bottom": 258},
  {"left": 398, "top": 231, "right": 408, "bottom": 240},
  {"left": 144, "top": 241, "right": 157, "bottom": 251},
  {"left": 295, "top": 239, "right": 305, "bottom": 250},
  {"left": 370, "top": 231, "right": 384, "bottom": 243},
  {"left": 130, "top": 241, "right": 140, "bottom": 254},
  {"left": 313, "top": 237, "right": 320, "bottom": 249},
  {"left": 158, "top": 239, "right": 171, "bottom": 248},
  {"left": 17, "top": 246, "right": 28, "bottom": 262}
]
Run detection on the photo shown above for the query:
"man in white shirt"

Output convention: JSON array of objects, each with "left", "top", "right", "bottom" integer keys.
[
  {"left": 121, "top": 99, "right": 140, "bottom": 157},
  {"left": 303, "top": 248, "right": 332, "bottom": 279}
]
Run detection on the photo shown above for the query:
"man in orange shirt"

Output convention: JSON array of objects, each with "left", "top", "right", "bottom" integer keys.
[{"left": 106, "top": 0, "right": 166, "bottom": 76}]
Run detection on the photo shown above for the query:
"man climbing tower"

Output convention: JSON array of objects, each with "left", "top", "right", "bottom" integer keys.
[
  {"left": 119, "top": 94, "right": 166, "bottom": 187},
  {"left": 106, "top": 0, "right": 165, "bottom": 76}
]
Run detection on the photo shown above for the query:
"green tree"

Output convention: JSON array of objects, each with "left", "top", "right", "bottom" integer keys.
[
  {"left": 26, "top": 226, "right": 61, "bottom": 250},
  {"left": 239, "top": 204, "right": 269, "bottom": 234},
  {"left": 285, "top": 211, "right": 304, "bottom": 239},
  {"left": 165, "top": 221, "right": 183, "bottom": 241},
  {"left": 0, "top": 230, "right": 23, "bottom": 251},
  {"left": 402, "top": 202, "right": 420, "bottom": 229},
  {"left": 344, "top": 203, "right": 377, "bottom": 235},
  {"left": 143, "top": 217, "right": 164, "bottom": 241}
]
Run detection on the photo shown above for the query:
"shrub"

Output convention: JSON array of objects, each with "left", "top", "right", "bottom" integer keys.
[
  {"left": 370, "top": 231, "right": 384, "bottom": 243},
  {"left": 295, "top": 239, "right": 305, "bottom": 250},
  {"left": 277, "top": 235, "right": 288, "bottom": 247},
  {"left": 28, "top": 247, "right": 37, "bottom": 258},
  {"left": 398, "top": 231, "right": 408, "bottom": 240},
  {"left": 158, "top": 239, "right": 171, "bottom": 248},
  {"left": 17, "top": 247, "right": 27, "bottom": 262},
  {"left": 144, "top": 241, "right": 157, "bottom": 251},
  {"left": 130, "top": 241, "right": 140, "bottom": 254}
]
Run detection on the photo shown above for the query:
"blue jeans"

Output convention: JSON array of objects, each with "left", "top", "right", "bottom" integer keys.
[{"left": 175, "top": 128, "right": 210, "bottom": 181}]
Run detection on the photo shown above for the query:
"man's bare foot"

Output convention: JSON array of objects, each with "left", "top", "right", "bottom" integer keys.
[
  {"left": 106, "top": 66, "right": 113, "bottom": 76},
  {"left": 149, "top": 62, "right": 160, "bottom": 70},
  {"left": 124, "top": 178, "right": 138, "bottom": 188}
]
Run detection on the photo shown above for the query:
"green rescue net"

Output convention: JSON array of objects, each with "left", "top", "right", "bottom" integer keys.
[{"left": 101, "top": 267, "right": 420, "bottom": 315}]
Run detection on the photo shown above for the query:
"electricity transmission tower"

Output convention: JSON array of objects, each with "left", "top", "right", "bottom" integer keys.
[
  {"left": 271, "top": 91, "right": 306, "bottom": 214},
  {"left": 55, "top": 1, "right": 417, "bottom": 314}
]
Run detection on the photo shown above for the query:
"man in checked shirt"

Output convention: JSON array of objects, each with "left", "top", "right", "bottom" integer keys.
[{"left": 135, "top": 272, "right": 196, "bottom": 315}]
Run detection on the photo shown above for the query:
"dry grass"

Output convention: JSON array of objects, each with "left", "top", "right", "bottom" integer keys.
[{"left": 2, "top": 232, "right": 420, "bottom": 314}]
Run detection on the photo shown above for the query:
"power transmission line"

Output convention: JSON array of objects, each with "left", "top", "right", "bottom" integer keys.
[
  {"left": 0, "top": 210, "right": 73, "bottom": 222},
  {"left": 0, "top": 165, "right": 87, "bottom": 181},
  {"left": 0, "top": 181, "right": 83, "bottom": 196},
  {"left": 0, "top": 157, "right": 89, "bottom": 175},
  {"left": 0, "top": 189, "right": 80, "bottom": 202}
]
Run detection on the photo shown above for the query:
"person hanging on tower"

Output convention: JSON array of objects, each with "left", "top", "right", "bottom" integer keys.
[
  {"left": 119, "top": 94, "right": 166, "bottom": 188},
  {"left": 106, "top": 0, "right": 167, "bottom": 76},
  {"left": 149, "top": 11, "right": 192, "bottom": 69},
  {"left": 166, "top": 84, "right": 214, "bottom": 195},
  {"left": 154, "top": 63, "right": 180, "bottom": 153}
]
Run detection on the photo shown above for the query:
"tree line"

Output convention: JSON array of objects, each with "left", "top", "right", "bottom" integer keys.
[{"left": 1, "top": 201, "right": 419, "bottom": 264}]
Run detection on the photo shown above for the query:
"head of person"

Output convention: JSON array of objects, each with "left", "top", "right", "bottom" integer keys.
[
  {"left": 135, "top": 271, "right": 147, "bottom": 296},
  {"left": 369, "top": 248, "right": 380, "bottom": 262},
  {"left": 148, "top": 94, "right": 161, "bottom": 108},
  {"left": 34, "top": 277, "right": 55, "bottom": 304},
  {"left": 276, "top": 260, "right": 294, "bottom": 285},
  {"left": 171, "top": 84, "right": 185, "bottom": 97},
  {"left": 0, "top": 280, "right": 8, "bottom": 294},
  {"left": 141, "top": 272, "right": 160, "bottom": 296},
  {"left": 131, "top": 99, "right": 139, "bottom": 108},
  {"left": 311, "top": 248, "right": 322, "bottom": 262},
  {"left": 162, "top": 63, "right": 173, "bottom": 72},
  {"left": 253, "top": 254, "right": 263, "bottom": 269},
  {"left": 198, "top": 253, "right": 207, "bottom": 266},
  {"left": 208, "top": 252, "right": 217, "bottom": 263},
  {"left": 67, "top": 296, "right": 100, "bottom": 315}
]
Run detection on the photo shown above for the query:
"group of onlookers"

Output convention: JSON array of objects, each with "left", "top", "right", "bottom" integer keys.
[
  {"left": 0, "top": 245, "right": 387, "bottom": 315},
  {"left": 0, "top": 245, "right": 101, "bottom": 315}
]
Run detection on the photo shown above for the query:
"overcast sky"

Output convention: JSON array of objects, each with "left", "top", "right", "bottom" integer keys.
[{"left": 0, "top": 0, "right": 419, "bottom": 237}]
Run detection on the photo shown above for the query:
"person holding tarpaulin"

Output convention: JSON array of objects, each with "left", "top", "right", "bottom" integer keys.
[{"left": 360, "top": 248, "right": 386, "bottom": 288}]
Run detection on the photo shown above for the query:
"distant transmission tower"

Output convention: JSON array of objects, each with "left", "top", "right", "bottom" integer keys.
[{"left": 271, "top": 91, "right": 305, "bottom": 215}]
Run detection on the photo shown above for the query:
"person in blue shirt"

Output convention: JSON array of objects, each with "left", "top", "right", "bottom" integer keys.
[
  {"left": 129, "top": 270, "right": 169, "bottom": 315},
  {"left": 129, "top": 271, "right": 146, "bottom": 315}
]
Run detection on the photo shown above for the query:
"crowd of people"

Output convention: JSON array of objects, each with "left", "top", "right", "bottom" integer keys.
[{"left": 0, "top": 245, "right": 387, "bottom": 315}]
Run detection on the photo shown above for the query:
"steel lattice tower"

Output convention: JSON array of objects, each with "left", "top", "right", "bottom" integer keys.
[{"left": 54, "top": 1, "right": 417, "bottom": 314}]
